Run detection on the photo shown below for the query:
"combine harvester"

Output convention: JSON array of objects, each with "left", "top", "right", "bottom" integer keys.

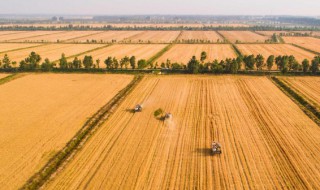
[
  {"left": 212, "top": 141, "right": 222, "bottom": 155},
  {"left": 134, "top": 104, "right": 143, "bottom": 112}
]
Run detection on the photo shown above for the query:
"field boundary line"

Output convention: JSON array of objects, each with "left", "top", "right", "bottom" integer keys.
[
  {"left": 64, "top": 31, "right": 106, "bottom": 42},
  {"left": 53, "top": 44, "right": 113, "bottom": 63},
  {"left": 6, "top": 31, "right": 67, "bottom": 42},
  {"left": 0, "top": 44, "right": 49, "bottom": 54},
  {"left": 146, "top": 43, "right": 174, "bottom": 65},
  {"left": 0, "top": 73, "right": 25, "bottom": 85},
  {"left": 20, "top": 75, "right": 144, "bottom": 190},
  {"left": 231, "top": 44, "right": 243, "bottom": 57},
  {"left": 270, "top": 76, "right": 320, "bottom": 126},
  {"left": 290, "top": 44, "right": 320, "bottom": 55}
]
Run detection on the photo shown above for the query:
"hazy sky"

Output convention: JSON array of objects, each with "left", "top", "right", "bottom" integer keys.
[{"left": 2, "top": 0, "right": 319, "bottom": 16}]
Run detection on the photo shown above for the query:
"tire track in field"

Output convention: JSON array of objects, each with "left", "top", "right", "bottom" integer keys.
[{"left": 236, "top": 78, "right": 312, "bottom": 189}]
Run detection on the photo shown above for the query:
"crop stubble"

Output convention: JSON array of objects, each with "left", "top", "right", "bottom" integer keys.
[
  {"left": 45, "top": 76, "right": 320, "bottom": 190},
  {"left": 0, "top": 74, "right": 133, "bottom": 189}
]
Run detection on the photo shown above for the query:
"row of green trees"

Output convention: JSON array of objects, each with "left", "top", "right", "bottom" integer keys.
[
  {"left": 0, "top": 51, "right": 319, "bottom": 74},
  {"left": 185, "top": 52, "right": 320, "bottom": 74}
]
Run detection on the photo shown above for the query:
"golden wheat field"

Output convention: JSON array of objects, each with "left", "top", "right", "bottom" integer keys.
[
  {"left": 280, "top": 77, "right": 320, "bottom": 108},
  {"left": 177, "top": 31, "right": 222, "bottom": 42},
  {"left": 68, "top": 31, "right": 144, "bottom": 43},
  {"left": 0, "top": 74, "right": 133, "bottom": 190},
  {"left": 0, "top": 43, "right": 41, "bottom": 53},
  {"left": 0, "top": 31, "right": 62, "bottom": 42},
  {"left": 45, "top": 75, "right": 320, "bottom": 190},
  {"left": 73, "top": 44, "right": 166, "bottom": 67},
  {"left": 10, "top": 31, "right": 102, "bottom": 43},
  {"left": 0, "top": 44, "right": 104, "bottom": 63},
  {"left": 237, "top": 44, "right": 316, "bottom": 63},
  {"left": 283, "top": 37, "right": 320, "bottom": 53},
  {"left": 156, "top": 44, "right": 236, "bottom": 64},
  {"left": 219, "top": 31, "right": 270, "bottom": 43},
  {"left": 127, "top": 31, "right": 181, "bottom": 43}
]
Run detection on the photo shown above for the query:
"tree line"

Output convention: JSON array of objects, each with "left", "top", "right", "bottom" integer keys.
[{"left": 0, "top": 51, "right": 319, "bottom": 74}]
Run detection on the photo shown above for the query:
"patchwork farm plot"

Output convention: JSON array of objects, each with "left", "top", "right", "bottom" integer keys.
[
  {"left": 45, "top": 75, "right": 320, "bottom": 190},
  {"left": 279, "top": 77, "right": 320, "bottom": 108},
  {"left": 10, "top": 31, "right": 102, "bottom": 43},
  {"left": 0, "top": 74, "right": 133, "bottom": 189},
  {"left": 0, "top": 43, "right": 41, "bottom": 53},
  {"left": 156, "top": 44, "right": 236, "bottom": 64},
  {"left": 0, "top": 44, "right": 104, "bottom": 63},
  {"left": 237, "top": 44, "right": 316, "bottom": 63},
  {"left": 126, "top": 31, "right": 181, "bottom": 43},
  {"left": 0, "top": 31, "right": 29, "bottom": 36},
  {"left": 219, "top": 31, "right": 270, "bottom": 43},
  {"left": 177, "top": 31, "right": 223, "bottom": 43},
  {"left": 67, "top": 31, "right": 144, "bottom": 43},
  {"left": 283, "top": 37, "right": 320, "bottom": 53},
  {"left": 0, "top": 31, "right": 62, "bottom": 42},
  {"left": 73, "top": 44, "right": 166, "bottom": 67}
]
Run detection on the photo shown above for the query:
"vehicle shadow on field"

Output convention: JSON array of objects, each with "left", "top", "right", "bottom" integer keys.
[
  {"left": 195, "top": 148, "right": 212, "bottom": 157},
  {"left": 125, "top": 108, "right": 135, "bottom": 113}
]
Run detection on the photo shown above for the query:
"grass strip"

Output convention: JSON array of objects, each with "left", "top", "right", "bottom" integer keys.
[
  {"left": 0, "top": 73, "right": 25, "bottom": 85},
  {"left": 270, "top": 76, "right": 320, "bottom": 126},
  {"left": 21, "top": 75, "right": 144, "bottom": 190},
  {"left": 231, "top": 44, "right": 243, "bottom": 57},
  {"left": 147, "top": 43, "right": 174, "bottom": 65}
]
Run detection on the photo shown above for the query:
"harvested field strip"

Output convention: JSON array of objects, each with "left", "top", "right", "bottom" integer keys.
[
  {"left": 0, "top": 31, "right": 62, "bottom": 42},
  {"left": 65, "top": 31, "right": 105, "bottom": 42},
  {"left": 8, "top": 31, "right": 66, "bottom": 42},
  {"left": 68, "top": 31, "right": 144, "bottom": 43},
  {"left": 283, "top": 37, "right": 320, "bottom": 54},
  {"left": 236, "top": 44, "right": 316, "bottom": 63},
  {"left": 279, "top": 77, "right": 320, "bottom": 108},
  {"left": 0, "top": 44, "right": 104, "bottom": 63},
  {"left": 219, "top": 31, "right": 270, "bottom": 43},
  {"left": 0, "top": 74, "right": 133, "bottom": 190},
  {"left": 0, "top": 73, "right": 25, "bottom": 86},
  {"left": 70, "top": 44, "right": 167, "bottom": 68},
  {"left": 127, "top": 31, "right": 181, "bottom": 43},
  {"left": 177, "top": 31, "right": 222, "bottom": 43},
  {"left": 156, "top": 44, "right": 237, "bottom": 64},
  {"left": 0, "top": 43, "right": 44, "bottom": 54},
  {"left": 271, "top": 77, "right": 320, "bottom": 125},
  {"left": 0, "top": 31, "right": 29, "bottom": 36},
  {"left": 46, "top": 76, "right": 320, "bottom": 189},
  {"left": 291, "top": 44, "right": 320, "bottom": 56},
  {"left": 22, "top": 75, "right": 143, "bottom": 190}
]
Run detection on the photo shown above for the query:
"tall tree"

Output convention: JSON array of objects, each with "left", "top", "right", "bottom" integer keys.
[
  {"left": 187, "top": 56, "right": 200, "bottom": 74},
  {"left": 130, "top": 56, "right": 136, "bottom": 69},
  {"left": 302, "top": 59, "right": 310, "bottom": 73},
  {"left": 96, "top": 59, "right": 100, "bottom": 69},
  {"left": 113, "top": 57, "right": 119, "bottom": 69},
  {"left": 104, "top": 57, "right": 113, "bottom": 69},
  {"left": 243, "top": 55, "right": 255, "bottom": 70},
  {"left": 200, "top": 51, "right": 207, "bottom": 63},
  {"left": 267, "top": 55, "right": 275, "bottom": 71},
  {"left": 25, "top": 51, "right": 41, "bottom": 70},
  {"left": 255, "top": 54, "right": 265, "bottom": 70},
  {"left": 230, "top": 59, "right": 239, "bottom": 74},
  {"left": 288, "top": 55, "right": 296, "bottom": 71},
  {"left": 83, "top": 55, "right": 93, "bottom": 69},
  {"left": 72, "top": 57, "right": 82, "bottom": 69},
  {"left": 120, "top": 56, "right": 130, "bottom": 69},
  {"left": 311, "top": 56, "right": 320, "bottom": 74},
  {"left": 2, "top": 54, "right": 11, "bottom": 69},
  {"left": 59, "top": 53, "right": 68, "bottom": 69},
  {"left": 41, "top": 58, "right": 55, "bottom": 71},
  {"left": 137, "top": 59, "right": 148, "bottom": 69}
]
